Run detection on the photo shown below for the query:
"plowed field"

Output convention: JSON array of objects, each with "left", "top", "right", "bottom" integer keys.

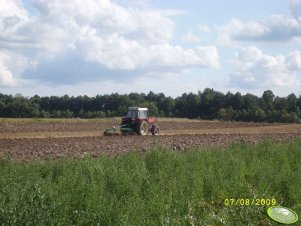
[{"left": 0, "top": 119, "right": 300, "bottom": 161}]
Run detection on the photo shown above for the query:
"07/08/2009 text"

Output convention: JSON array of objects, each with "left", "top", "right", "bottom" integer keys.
[{"left": 224, "top": 198, "right": 276, "bottom": 206}]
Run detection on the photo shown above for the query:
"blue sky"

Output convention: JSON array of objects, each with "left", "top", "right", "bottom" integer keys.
[{"left": 0, "top": 0, "right": 301, "bottom": 97}]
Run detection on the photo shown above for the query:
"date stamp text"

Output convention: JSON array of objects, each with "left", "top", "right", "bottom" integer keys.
[{"left": 224, "top": 198, "right": 276, "bottom": 206}]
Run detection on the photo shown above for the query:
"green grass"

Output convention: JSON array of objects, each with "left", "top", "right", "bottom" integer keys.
[{"left": 0, "top": 140, "right": 300, "bottom": 225}]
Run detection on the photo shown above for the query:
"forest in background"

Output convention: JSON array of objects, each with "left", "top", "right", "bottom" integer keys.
[{"left": 0, "top": 88, "right": 300, "bottom": 123}]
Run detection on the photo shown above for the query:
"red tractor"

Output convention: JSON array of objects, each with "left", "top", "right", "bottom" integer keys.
[{"left": 104, "top": 107, "right": 160, "bottom": 136}]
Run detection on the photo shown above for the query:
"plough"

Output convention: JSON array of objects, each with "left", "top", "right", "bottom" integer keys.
[{"left": 103, "top": 123, "right": 134, "bottom": 136}]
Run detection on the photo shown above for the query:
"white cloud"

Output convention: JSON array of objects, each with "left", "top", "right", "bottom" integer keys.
[
  {"left": 230, "top": 46, "right": 301, "bottom": 89},
  {"left": 181, "top": 31, "right": 200, "bottom": 43},
  {"left": 219, "top": 1, "right": 301, "bottom": 44},
  {"left": 289, "top": 0, "right": 301, "bottom": 19},
  {"left": 286, "top": 50, "right": 301, "bottom": 70},
  {"left": 0, "top": 52, "right": 16, "bottom": 86},
  {"left": 198, "top": 25, "right": 210, "bottom": 33},
  {"left": 78, "top": 32, "right": 219, "bottom": 70},
  {"left": 0, "top": 0, "right": 28, "bottom": 26},
  {"left": 219, "top": 16, "right": 301, "bottom": 44},
  {"left": 0, "top": 50, "right": 34, "bottom": 86},
  {"left": 1, "top": 69, "right": 210, "bottom": 98},
  {"left": 0, "top": 0, "right": 219, "bottom": 87},
  {"left": 195, "top": 46, "right": 220, "bottom": 68}
]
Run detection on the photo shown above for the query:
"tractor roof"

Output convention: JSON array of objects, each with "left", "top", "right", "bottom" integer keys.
[{"left": 128, "top": 107, "right": 148, "bottom": 111}]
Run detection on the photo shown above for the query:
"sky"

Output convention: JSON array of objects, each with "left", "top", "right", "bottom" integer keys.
[{"left": 0, "top": 0, "right": 301, "bottom": 97}]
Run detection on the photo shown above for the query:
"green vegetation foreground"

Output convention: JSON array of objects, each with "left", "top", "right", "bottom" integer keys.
[{"left": 0, "top": 140, "right": 300, "bottom": 225}]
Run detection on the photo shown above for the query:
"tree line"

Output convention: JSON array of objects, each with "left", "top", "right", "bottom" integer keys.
[{"left": 0, "top": 88, "right": 300, "bottom": 123}]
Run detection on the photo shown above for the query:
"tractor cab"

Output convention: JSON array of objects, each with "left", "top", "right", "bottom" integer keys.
[{"left": 126, "top": 107, "right": 149, "bottom": 120}]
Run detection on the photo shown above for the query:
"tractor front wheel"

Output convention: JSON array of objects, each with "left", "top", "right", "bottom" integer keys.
[
  {"left": 137, "top": 121, "right": 148, "bottom": 135},
  {"left": 151, "top": 126, "right": 160, "bottom": 135}
]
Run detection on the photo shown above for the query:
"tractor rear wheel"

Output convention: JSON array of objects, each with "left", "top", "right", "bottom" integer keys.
[
  {"left": 151, "top": 126, "right": 160, "bottom": 135},
  {"left": 137, "top": 121, "right": 148, "bottom": 135}
]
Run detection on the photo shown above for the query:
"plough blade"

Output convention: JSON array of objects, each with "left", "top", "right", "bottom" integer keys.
[{"left": 103, "top": 124, "right": 133, "bottom": 136}]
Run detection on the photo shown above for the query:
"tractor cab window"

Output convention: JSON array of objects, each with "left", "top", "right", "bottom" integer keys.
[
  {"left": 138, "top": 110, "right": 148, "bottom": 119},
  {"left": 127, "top": 110, "right": 138, "bottom": 119}
]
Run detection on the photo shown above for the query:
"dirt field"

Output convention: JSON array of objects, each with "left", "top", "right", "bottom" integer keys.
[{"left": 0, "top": 119, "right": 300, "bottom": 161}]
